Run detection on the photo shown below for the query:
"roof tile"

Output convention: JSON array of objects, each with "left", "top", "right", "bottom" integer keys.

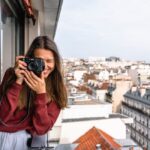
[{"left": 73, "top": 126, "right": 121, "bottom": 150}]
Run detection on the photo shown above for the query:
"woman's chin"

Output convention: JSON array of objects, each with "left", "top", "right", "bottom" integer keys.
[{"left": 43, "top": 72, "right": 51, "bottom": 78}]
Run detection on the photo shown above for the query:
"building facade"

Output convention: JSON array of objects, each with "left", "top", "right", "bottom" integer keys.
[{"left": 121, "top": 87, "right": 150, "bottom": 149}]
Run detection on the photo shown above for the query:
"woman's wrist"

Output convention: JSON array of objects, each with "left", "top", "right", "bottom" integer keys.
[
  {"left": 16, "top": 77, "right": 24, "bottom": 85},
  {"left": 36, "top": 90, "right": 46, "bottom": 94}
]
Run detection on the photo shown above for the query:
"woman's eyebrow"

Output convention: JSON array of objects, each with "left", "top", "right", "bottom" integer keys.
[
  {"left": 44, "top": 58, "right": 54, "bottom": 61},
  {"left": 34, "top": 57, "right": 54, "bottom": 60}
]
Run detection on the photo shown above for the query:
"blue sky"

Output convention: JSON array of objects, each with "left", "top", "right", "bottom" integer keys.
[{"left": 55, "top": 0, "right": 150, "bottom": 62}]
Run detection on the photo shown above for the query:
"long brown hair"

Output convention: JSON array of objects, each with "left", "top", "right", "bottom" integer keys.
[{"left": 1, "top": 36, "right": 68, "bottom": 109}]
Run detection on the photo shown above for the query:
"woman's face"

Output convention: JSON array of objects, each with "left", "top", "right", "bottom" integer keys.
[{"left": 34, "top": 48, "right": 55, "bottom": 78}]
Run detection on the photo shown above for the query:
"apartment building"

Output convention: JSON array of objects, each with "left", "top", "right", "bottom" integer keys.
[{"left": 121, "top": 86, "right": 150, "bottom": 149}]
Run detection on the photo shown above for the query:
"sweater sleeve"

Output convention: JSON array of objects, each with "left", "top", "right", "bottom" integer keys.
[
  {"left": 31, "top": 93, "right": 61, "bottom": 135},
  {"left": 0, "top": 69, "right": 23, "bottom": 122}
]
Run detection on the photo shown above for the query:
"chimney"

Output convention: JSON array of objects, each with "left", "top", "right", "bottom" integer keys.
[
  {"left": 137, "top": 73, "right": 141, "bottom": 87},
  {"left": 96, "top": 144, "right": 102, "bottom": 150}
]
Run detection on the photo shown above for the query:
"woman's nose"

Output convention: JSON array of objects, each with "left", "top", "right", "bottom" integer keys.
[
  {"left": 44, "top": 61, "right": 51, "bottom": 69},
  {"left": 43, "top": 58, "right": 54, "bottom": 69},
  {"left": 44, "top": 62, "right": 48, "bottom": 69}
]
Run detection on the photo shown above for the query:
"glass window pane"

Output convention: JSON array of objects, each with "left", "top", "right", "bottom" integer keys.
[{"left": 0, "top": 0, "right": 24, "bottom": 80}]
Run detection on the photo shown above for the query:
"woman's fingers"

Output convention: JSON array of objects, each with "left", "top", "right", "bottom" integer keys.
[
  {"left": 30, "top": 72, "right": 41, "bottom": 81},
  {"left": 24, "top": 78, "right": 33, "bottom": 89},
  {"left": 14, "top": 56, "right": 27, "bottom": 73},
  {"left": 15, "top": 62, "right": 26, "bottom": 70},
  {"left": 23, "top": 70, "right": 37, "bottom": 85},
  {"left": 16, "top": 55, "right": 24, "bottom": 60},
  {"left": 15, "top": 59, "right": 27, "bottom": 70},
  {"left": 40, "top": 72, "right": 45, "bottom": 80},
  {"left": 23, "top": 70, "right": 46, "bottom": 93},
  {"left": 14, "top": 56, "right": 27, "bottom": 84}
]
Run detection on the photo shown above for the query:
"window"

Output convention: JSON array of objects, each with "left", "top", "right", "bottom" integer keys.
[{"left": 0, "top": 0, "right": 25, "bottom": 80}]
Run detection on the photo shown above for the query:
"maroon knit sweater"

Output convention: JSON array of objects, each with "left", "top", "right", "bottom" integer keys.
[{"left": 0, "top": 69, "right": 60, "bottom": 135}]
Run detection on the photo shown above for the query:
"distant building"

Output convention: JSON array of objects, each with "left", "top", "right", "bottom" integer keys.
[
  {"left": 106, "top": 56, "right": 121, "bottom": 62},
  {"left": 107, "top": 75, "right": 132, "bottom": 113},
  {"left": 128, "top": 63, "right": 150, "bottom": 84},
  {"left": 121, "top": 86, "right": 150, "bottom": 149},
  {"left": 98, "top": 69, "right": 109, "bottom": 81},
  {"left": 87, "top": 80, "right": 109, "bottom": 102},
  {"left": 73, "top": 70, "right": 86, "bottom": 80}
]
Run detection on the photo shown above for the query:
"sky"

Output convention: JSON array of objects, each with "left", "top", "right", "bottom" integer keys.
[{"left": 55, "top": 0, "right": 150, "bottom": 62}]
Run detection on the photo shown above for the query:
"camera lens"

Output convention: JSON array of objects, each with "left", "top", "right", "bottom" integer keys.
[{"left": 28, "top": 61, "right": 38, "bottom": 71}]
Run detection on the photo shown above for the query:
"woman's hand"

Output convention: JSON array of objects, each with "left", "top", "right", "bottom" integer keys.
[
  {"left": 14, "top": 56, "right": 27, "bottom": 85},
  {"left": 23, "top": 70, "right": 46, "bottom": 94}
]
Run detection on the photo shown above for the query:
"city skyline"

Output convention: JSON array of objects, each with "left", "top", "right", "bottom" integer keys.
[{"left": 55, "top": 0, "right": 150, "bottom": 62}]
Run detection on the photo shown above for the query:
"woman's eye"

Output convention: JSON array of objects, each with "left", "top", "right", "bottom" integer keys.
[{"left": 46, "top": 59, "right": 54, "bottom": 63}]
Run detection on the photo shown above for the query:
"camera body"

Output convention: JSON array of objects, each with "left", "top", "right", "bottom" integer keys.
[{"left": 21, "top": 58, "right": 45, "bottom": 75}]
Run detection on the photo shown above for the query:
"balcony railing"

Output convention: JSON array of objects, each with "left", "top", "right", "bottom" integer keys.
[{"left": 122, "top": 101, "right": 150, "bottom": 117}]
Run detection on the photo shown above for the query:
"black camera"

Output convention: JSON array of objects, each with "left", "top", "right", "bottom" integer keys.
[{"left": 20, "top": 58, "right": 45, "bottom": 76}]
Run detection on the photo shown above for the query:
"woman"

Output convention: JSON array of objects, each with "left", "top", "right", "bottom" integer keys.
[{"left": 0, "top": 36, "right": 67, "bottom": 150}]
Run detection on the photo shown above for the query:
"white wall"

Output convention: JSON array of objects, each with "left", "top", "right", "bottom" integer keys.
[
  {"left": 62, "top": 104, "right": 112, "bottom": 119},
  {"left": 95, "top": 89, "right": 107, "bottom": 102}
]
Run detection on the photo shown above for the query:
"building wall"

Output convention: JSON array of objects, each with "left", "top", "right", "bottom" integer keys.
[
  {"left": 121, "top": 91, "right": 150, "bottom": 149},
  {"left": 112, "top": 80, "right": 132, "bottom": 113}
]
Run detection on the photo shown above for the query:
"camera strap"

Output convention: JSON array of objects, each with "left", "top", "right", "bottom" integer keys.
[{"left": 0, "top": 90, "right": 31, "bottom": 127}]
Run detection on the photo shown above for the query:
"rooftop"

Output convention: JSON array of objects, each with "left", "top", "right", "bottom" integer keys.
[{"left": 73, "top": 126, "right": 121, "bottom": 150}]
